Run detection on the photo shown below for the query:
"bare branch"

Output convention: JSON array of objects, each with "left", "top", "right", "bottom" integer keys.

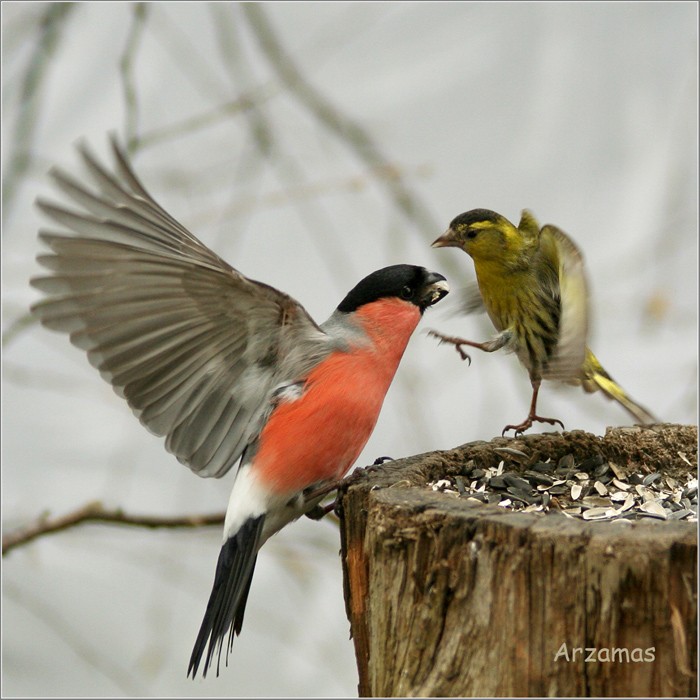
[{"left": 2, "top": 501, "right": 224, "bottom": 555}]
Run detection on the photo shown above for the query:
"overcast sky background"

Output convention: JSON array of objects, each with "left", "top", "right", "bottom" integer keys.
[{"left": 2, "top": 2, "right": 697, "bottom": 697}]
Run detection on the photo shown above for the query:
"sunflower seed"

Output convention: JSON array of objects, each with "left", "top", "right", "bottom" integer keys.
[
  {"left": 593, "top": 462, "right": 611, "bottom": 478},
  {"left": 608, "top": 461, "right": 625, "bottom": 479},
  {"left": 507, "top": 487, "right": 539, "bottom": 505},
  {"left": 639, "top": 501, "right": 667, "bottom": 519},
  {"left": 668, "top": 508, "right": 693, "bottom": 520},
  {"left": 582, "top": 495, "right": 611, "bottom": 508},
  {"left": 612, "top": 478, "right": 631, "bottom": 491},
  {"left": 571, "top": 484, "right": 582, "bottom": 500},
  {"left": 579, "top": 455, "right": 604, "bottom": 473},
  {"left": 583, "top": 507, "right": 616, "bottom": 520},
  {"left": 489, "top": 476, "right": 507, "bottom": 489},
  {"left": 503, "top": 474, "right": 532, "bottom": 491},
  {"left": 465, "top": 496, "right": 486, "bottom": 505},
  {"left": 468, "top": 492, "right": 488, "bottom": 503},
  {"left": 558, "top": 454, "right": 575, "bottom": 469},
  {"left": 665, "top": 476, "right": 679, "bottom": 491},
  {"left": 635, "top": 485, "right": 656, "bottom": 501},
  {"left": 494, "top": 446, "right": 529, "bottom": 460},
  {"left": 677, "top": 451, "right": 692, "bottom": 466},
  {"left": 682, "top": 483, "right": 698, "bottom": 500},
  {"left": 643, "top": 473, "right": 661, "bottom": 486},
  {"left": 610, "top": 491, "right": 630, "bottom": 503},
  {"left": 523, "top": 471, "right": 554, "bottom": 487},
  {"left": 594, "top": 481, "right": 608, "bottom": 496},
  {"left": 619, "top": 494, "right": 636, "bottom": 512}
]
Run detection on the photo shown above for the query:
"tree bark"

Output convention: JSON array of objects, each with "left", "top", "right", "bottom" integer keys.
[{"left": 337, "top": 424, "right": 697, "bottom": 697}]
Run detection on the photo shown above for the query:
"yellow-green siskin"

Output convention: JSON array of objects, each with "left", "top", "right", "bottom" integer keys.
[{"left": 430, "top": 208, "right": 657, "bottom": 435}]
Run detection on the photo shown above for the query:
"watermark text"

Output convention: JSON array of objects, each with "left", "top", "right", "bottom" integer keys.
[{"left": 554, "top": 643, "right": 655, "bottom": 663}]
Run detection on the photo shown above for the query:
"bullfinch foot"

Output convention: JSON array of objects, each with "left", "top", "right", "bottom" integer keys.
[{"left": 305, "top": 502, "right": 337, "bottom": 520}]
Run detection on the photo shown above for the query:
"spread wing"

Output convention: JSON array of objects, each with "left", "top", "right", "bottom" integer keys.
[
  {"left": 31, "top": 137, "right": 334, "bottom": 478},
  {"left": 538, "top": 224, "right": 589, "bottom": 381}
]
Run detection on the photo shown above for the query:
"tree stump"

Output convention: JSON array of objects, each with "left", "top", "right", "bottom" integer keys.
[{"left": 337, "top": 424, "right": 697, "bottom": 697}]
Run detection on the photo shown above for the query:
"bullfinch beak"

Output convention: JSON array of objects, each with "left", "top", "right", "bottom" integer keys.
[
  {"left": 30, "top": 137, "right": 449, "bottom": 680},
  {"left": 418, "top": 272, "right": 450, "bottom": 308}
]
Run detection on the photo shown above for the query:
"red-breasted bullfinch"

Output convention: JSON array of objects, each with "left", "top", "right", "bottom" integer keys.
[{"left": 30, "top": 138, "right": 450, "bottom": 678}]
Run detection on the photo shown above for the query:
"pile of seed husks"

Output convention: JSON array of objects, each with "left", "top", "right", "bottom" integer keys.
[{"left": 428, "top": 448, "right": 697, "bottom": 522}]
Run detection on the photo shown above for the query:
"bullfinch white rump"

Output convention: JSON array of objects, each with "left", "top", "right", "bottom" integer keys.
[{"left": 30, "top": 137, "right": 449, "bottom": 678}]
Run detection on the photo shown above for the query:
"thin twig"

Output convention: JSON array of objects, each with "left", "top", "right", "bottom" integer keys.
[
  {"left": 4, "top": 580, "right": 144, "bottom": 695},
  {"left": 211, "top": 3, "right": 274, "bottom": 157},
  {"left": 120, "top": 3, "right": 149, "bottom": 152},
  {"left": 190, "top": 162, "right": 430, "bottom": 226},
  {"left": 137, "top": 88, "right": 276, "bottom": 151},
  {"left": 2, "top": 3, "right": 75, "bottom": 226},
  {"left": 2, "top": 501, "right": 224, "bottom": 555},
  {"left": 2, "top": 311, "right": 38, "bottom": 348},
  {"left": 241, "top": 5, "right": 446, "bottom": 239}
]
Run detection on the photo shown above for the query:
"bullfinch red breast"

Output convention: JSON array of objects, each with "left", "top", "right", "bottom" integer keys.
[{"left": 30, "top": 137, "right": 450, "bottom": 678}]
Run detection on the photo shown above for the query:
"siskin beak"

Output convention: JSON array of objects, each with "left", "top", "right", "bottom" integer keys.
[{"left": 432, "top": 228, "right": 458, "bottom": 248}]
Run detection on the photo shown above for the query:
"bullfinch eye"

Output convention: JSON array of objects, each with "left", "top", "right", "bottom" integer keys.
[{"left": 400, "top": 285, "right": 413, "bottom": 300}]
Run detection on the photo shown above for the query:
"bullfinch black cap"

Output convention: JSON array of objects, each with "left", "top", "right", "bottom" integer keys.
[{"left": 337, "top": 264, "right": 448, "bottom": 314}]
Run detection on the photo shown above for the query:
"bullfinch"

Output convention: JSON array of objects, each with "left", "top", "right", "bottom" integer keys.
[{"left": 30, "top": 138, "right": 449, "bottom": 678}]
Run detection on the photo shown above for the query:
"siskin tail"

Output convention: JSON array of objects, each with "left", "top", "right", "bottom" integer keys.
[
  {"left": 581, "top": 349, "right": 657, "bottom": 425},
  {"left": 188, "top": 515, "right": 265, "bottom": 679}
]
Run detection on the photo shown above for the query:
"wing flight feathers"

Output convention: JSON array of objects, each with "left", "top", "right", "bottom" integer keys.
[{"left": 31, "top": 139, "right": 332, "bottom": 478}]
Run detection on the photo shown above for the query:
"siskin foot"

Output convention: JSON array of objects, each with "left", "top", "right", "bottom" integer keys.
[
  {"left": 428, "top": 330, "right": 473, "bottom": 364},
  {"left": 502, "top": 414, "right": 565, "bottom": 437}
]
